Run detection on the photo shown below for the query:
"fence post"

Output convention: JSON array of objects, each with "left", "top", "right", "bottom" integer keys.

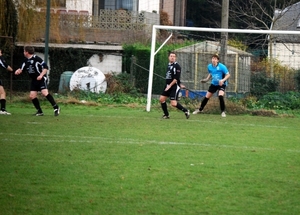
[{"left": 130, "top": 55, "right": 136, "bottom": 87}]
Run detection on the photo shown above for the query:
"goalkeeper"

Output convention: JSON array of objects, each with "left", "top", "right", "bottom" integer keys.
[{"left": 193, "top": 54, "right": 230, "bottom": 117}]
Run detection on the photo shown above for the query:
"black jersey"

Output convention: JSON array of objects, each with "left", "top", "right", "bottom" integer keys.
[
  {"left": 165, "top": 61, "right": 181, "bottom": 86},
  {"left": 0, "top": 56, "right": 9, "bottom": 69},
  {"left": 20, "top": 55, "right": 49, "bottom": 79}
]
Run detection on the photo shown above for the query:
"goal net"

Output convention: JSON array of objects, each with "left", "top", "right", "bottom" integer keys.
[{"left": 146, "top": 25, "right": 300, "bottom": 111}]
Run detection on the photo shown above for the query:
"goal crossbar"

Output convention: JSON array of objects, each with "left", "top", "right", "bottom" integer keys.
[{"left": 146, "top": 25, "right": 300, "bottom": 112}]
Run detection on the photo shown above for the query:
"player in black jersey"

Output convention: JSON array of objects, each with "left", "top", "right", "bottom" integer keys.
[
  {"left": 0, "top": 49, "right": 13, "bottom": 115},
  {"left": 159, "top": 52, "right": 190, "bottom": 119},
  {"left": 15, "top": 46, "right": 60, "bottom": 116}
]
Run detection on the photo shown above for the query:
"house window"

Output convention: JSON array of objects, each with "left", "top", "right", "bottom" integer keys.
[
  {"left": 116, "top": 0, "right": 137, "bottom": 11},
  {"left": 99, "top": 0, "right": 137, "bottom": 11},
  {"left": 35, "top": 0, "right": 66, "bottom": 8},
  {"left": 297, "top": 19, "right": 300, "bottom": 28},
  {"left": 105, "top": 0, "right": 116, "bottom": 10}
]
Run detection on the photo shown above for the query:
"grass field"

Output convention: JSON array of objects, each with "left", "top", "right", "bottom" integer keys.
[{"left": 1, "top": 102, "right": 300, "bottom": 215}]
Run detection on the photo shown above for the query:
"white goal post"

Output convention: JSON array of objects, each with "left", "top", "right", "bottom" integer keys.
[{"left": 146, "top": 25, "right": 300, "bottom": 112}]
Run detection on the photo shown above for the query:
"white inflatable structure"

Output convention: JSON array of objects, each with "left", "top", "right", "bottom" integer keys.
[{"left": 69, "top": 66, "right": 107, "bottom": 93}]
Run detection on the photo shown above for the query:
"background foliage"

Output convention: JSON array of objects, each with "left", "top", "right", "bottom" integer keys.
[
  {"left": 0, "top": 0, "right": 18, "bottom": 42},
  {"left": 123, "top": 41, "right": 197, "bottom": 95},
  {"left": 1, "top": 0, "right": 300, "bottom": 114}
]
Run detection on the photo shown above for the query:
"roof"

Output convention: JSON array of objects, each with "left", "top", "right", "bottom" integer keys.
[
  {"left": 175, "top": 41, "right": 252, "bottom": 56},
  {"left": 271, "top": 2, "right": 300, "bottom": 43},
  {"left": 15, "top": 43, "right": 123, "bottom": 51}
]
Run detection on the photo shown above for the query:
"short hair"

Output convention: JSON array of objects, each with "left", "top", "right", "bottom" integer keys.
[
  {"left": 212, "top": 53, "right": 219, "bottom": 60},
  {"left": 168, "top": 51, "right": 176, "bottom": 56},
  {"left": 24, "top": 46, "right": 35, "bottom": 54}
]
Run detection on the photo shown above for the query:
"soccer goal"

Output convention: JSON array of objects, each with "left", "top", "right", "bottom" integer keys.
[{"left": 146, "top": 25, "right": 300, "bottom": 112}]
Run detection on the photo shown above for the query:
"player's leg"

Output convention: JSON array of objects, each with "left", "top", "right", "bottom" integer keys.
[
  {"left": 170, "top": 85, "right": 190, "bottom": 119},
  {"left": 41, "top": 89, "right": 60, "bottom": 116},
  {"left": 30, "top": 80, "right": 43, "bottom": 115},
  {"left": 193, "top": 90, "right": 214, "bottom": 114},
  {"left": 30, "top": 90, "right": 43, "bottom": 116},
  {"left": 0, "top": 83, "right": 11, "bottom": 115},
  {"left": 159, "top": 94, "right": 169, "bottom": 118},
  {"left": 159, "top": 85, "right": 171, "bottom": 118},
  {"left": 218, "top": 88, "right": 226, "bottom": 117},
  {"left": 201, "top": 91, "right": 213, "bottom": 109},
  {"left": 40, "top": 79, "right": 60, "bottom": 116}
]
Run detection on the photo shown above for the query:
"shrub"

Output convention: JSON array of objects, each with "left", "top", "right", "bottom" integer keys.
[
  {"left": 242, "top": 91, "right": 300, "bottom": 110},
  {"left": 257, "top": 91, "right": 300, "bottom": 110},
  {"left": 105, "top": 73, "right": 138, "bottom": 95},
  {"left": 250, "top": 71, "right": 278, "bottom": 99},
  {"left": 250, "top": 58, "right": 296, "bottom": 93},
  {"left": 295, "top": 69, "right": 300, "bottom": 91}
]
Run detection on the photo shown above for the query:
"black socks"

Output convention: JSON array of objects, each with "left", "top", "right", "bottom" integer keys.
[
  {"left": 176, "top": 103, "right": 187, "bottom": 112},
  {"left": 219, "top": 95, "right": 225, "bottom": 112},
  {"left": 32, "top": 98, "right": 42, "bottom": 113},
  {"left": 161, "top": 101, "right": 169, "bottom": 116},
  {"left": 46, "top": 94, "right": 58, "bottom": 109},
  {"left": 0, "top": 99, "right": 6, "bottom": 111},
  {"left": 200, "top": 97, "right": 209, "bottom": 111}
]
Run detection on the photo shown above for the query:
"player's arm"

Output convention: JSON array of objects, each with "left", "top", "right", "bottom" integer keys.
[
  {"left": 180, "top": 84, "right": 186, "bottom": 89},
  {"left": 1, "top": 63, "right": 13, "bottom": 72},
  {"left": 37, "top": 59, "right": 49, "bottom": 80},
  {"left": 0, "top": 58, "right": 13, "bottom": 72},
  {"left": 38, "top": 68, "right": 48, "bottom": 80},
  {"left": 6, "top": 65, "right": 13, "bottom": 72},
  {"left": 165, "top": 78, "right": 177, "bottom": 91},
  {"left": 15, "top": 63, "right": 25, "bottom": 75},
  {"left": 201, "top": 74, "right": 211, "bottom": 83},
  {"left": 15, "top": 68, "right": 22, "bottom": 75},
  {"left": 219, "top": 73, "right": 230, "bottom": 86}
]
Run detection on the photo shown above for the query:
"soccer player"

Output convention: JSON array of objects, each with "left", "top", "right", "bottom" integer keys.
[
  {"left": 193, "top": 54, "right": 230, "bottom": 117},
  {"left": 0, "top": 49, "right": 13, "bottom": 115},
  {"left": 15, "top": 46, "right": 60, "bottom": 116},
  {"left": 159, "top": 51, "right": 190, "bottom": 119}
]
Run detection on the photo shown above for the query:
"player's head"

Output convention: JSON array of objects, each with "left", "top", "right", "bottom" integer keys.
[
  {"left": 24, "top": 46, "right": 35, "bottom": 55},
  {"left": 212, "top": 53, "right": 219, "bottom": 60},
  {"left": 211, "top": 53, "right": 219, "bottom": 66},
  {"left": 168, "top": 51, "right": 176, "bottom": 63},
  {"left": 0, "top": 49, "right": 2, "bottom": 56}
]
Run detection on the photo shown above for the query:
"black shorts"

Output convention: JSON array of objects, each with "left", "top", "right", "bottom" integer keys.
[
  {"left": 30, "top": 78, "right": 48, "bottom": 91},
  {"left": 161, "top": 84, "right": 181, "bottom": 100},
  {"left": 0, "top": 79, "right": 2, "bottom": 86},
  {"left": 208, "top": 84, "right": 226, "bottom": 94}
]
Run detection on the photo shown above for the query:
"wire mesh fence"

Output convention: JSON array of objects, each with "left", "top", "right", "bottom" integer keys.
[{"left": 129, "top": 43, "right": 300, "bottom": 98}]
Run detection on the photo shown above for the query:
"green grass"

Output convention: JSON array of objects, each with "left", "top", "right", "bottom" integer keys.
[{"left": 1, "top": 102, "right": 300, "bottom": 215}]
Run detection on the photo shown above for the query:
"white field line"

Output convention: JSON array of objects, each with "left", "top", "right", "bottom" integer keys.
[
  {"left": 1, "top": 132, "right": 300, "bottom": 153},
  {"left": 30, "top": 114, "right": 291, "bottom": 129}
]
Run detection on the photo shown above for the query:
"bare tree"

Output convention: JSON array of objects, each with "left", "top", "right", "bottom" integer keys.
[
  {"left": 208, "top": 0, "right": 300, "bottom": 77},
  {"left": 208, "top": 0, "right": 299, "bottom": 46},
  {"left": 0, "top": 0, "right": 18, "bottom": 42}
]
